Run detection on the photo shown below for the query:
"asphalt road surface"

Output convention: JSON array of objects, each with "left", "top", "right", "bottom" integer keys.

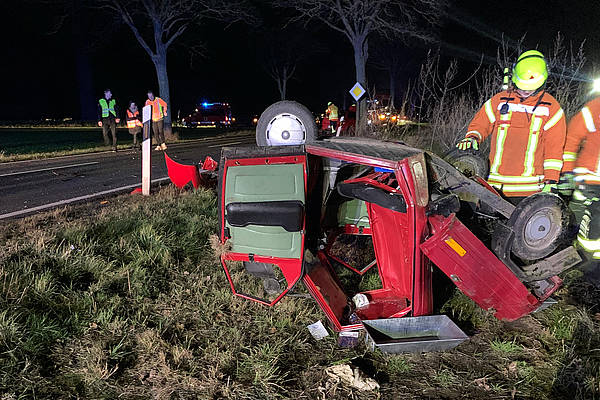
[{"left": 0, "top": 132, "right": 256, "bottom": 219}]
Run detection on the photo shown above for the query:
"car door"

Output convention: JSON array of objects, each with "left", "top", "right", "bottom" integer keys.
[{"left": 218, "top": 145, "right": 307, "bottom": 306}]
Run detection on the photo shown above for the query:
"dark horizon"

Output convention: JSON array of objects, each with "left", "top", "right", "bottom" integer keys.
[{"left": 2, "top": 0, "right": 600, "bottom": 122}]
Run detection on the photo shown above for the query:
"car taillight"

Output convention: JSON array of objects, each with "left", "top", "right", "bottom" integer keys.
[{"left": 409, "top": 155, "right": 429, "bottom": 207}]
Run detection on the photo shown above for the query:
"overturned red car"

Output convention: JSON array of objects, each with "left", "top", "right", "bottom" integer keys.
[{"left": 217, "top": 101, "right": 581, "bottom": 333}]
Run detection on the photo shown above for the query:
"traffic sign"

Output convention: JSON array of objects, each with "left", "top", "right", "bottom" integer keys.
[{"left": 349, "top": 82, "right": 366, "bottom": 101}]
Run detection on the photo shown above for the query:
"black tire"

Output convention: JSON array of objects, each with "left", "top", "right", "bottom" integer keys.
[
  {"left": 507, "top": 193, "right": 575, "bottom": 261},
  {"left": 256, "top": 101, "right": 317, "bottom": 146},
  {"left": 444, "top": 147, "right": 489, "bottom": 178}
]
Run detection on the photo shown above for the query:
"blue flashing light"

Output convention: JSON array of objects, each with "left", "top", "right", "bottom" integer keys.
[{"left": 202, "top": 102, "right": 209, "bottom": 107}]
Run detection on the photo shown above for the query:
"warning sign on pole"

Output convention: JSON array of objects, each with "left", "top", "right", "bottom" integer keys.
[
  {"left": 349, "top": 82, "right": 366, "bottom": 101},
  {"left": 142, "top": 105, "right": 152, "bottom": 196}
]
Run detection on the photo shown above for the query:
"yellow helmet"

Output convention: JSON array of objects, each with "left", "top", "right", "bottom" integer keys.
[{"left": 512, "top": 50, "right": 548, "bottom": 91}]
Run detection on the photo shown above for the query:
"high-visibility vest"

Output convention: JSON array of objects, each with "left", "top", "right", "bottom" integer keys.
[
  {"left": 99, "top": 98, "right": 116, "bottom": 118},
  {"left": 145, "top": 97, "right": 168, "bottom": 121},
  {"left": 126, "top": 109, "right": 143, "bottom": 129},
  {"left": 328, "top": 104, "right": 339, "bottom": 120}
]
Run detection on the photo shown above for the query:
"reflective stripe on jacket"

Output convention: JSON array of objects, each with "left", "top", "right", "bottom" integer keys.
[
  {"left": 99, "top": 98, "right": 116, "bottom": 118},
  {"left": 126, "top": 109, "right": 143, "bottom": 129},
  {"left": 327, "top": 104, "right": 339, "bottom": 120},
  {"left": 145, "top": 97, "right": 168, "bottom": 121},
  {"left": 465, "top": 90, "right": 566, "bottom": 197},
  {"left": 563, "top": 97, "right": 600, "bottom": 184}
]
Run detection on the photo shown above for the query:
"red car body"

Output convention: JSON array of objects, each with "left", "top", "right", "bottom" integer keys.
[{"left": 218, "top": 138, "right": 575, "bottom": 331}]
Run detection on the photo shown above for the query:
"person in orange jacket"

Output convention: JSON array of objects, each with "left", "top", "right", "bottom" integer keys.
[
  {"left": 126, "top": 101, "right": 143, "bottom": 150},
  {"left": 456, "top": 50, "right": 567, "bottom": 203},
  {"left": 145, "top": 90, "right": 168, "bottom": 151},
  {"left": 561, "top": 96, "right": 600, "bottom": 262}
]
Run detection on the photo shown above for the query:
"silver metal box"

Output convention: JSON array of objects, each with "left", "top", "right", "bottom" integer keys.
[{"left": 363, "top": 315, "right": 468, "bottom": 353}]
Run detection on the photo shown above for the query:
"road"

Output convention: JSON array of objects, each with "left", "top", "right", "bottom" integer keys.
[{"left": 0, "top": 132, "right": 256, "bottom": 219}]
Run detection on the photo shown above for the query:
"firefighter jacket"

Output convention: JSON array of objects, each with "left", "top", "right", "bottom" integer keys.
[
  {"left": 562, "top": 97, "right": 600, "bottom": 184},
  {"left": 145, "top": 97, "right": 168, "bottom": 122},
  {"left": 327, "top": 104, "right": 339, "bottom": 121},
  {"left": 465, "top": 90, "right": 566, "bottom": 197},
  {"left": 126, "top": 109, "right": 143, "bottom": 129}
]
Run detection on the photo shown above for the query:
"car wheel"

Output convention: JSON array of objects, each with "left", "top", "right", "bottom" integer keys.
[
  {"left": 256, "top": 101, "right": 317, "bottom": 146},
  {"left": 444, "top": 147, "right": 489, "bottom": 178},
  {"left": 507, "top": 193, "right": 575, "bottom": 261}
]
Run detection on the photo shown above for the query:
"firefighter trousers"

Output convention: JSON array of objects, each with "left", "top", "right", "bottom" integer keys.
[
  {"left": 570, "top": 184, "right": 600, "bottom": 259},
  {"left": 102, "top": 117, "right": 117, "bottom": 148},
  {"left": 152, "top": 119, "right": 166, "bottom": 145},
  {"left": 128, "top": 126, "right": 142, "bottom": 147}
]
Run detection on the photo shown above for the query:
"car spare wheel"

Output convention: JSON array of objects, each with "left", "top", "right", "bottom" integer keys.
[
  {"left": 256, "top": 101, "right": 317, "bottom": 146},
  {"left": 444, "top": 147, "right": 489, "bottom": 178},
  {"left": 507, "top": 193, "right": 574, "bottom": 261}
]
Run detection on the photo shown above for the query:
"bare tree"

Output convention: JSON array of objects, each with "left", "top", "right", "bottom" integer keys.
[
  {"left": 262, "top": 33, "right": 298, "bottom": 100},
  {"left": 101, "top": 0, "right": 250, "bottom": 136},
  {"left": 286, "top": 0, "right": 445, "bottom": 134},
  {"left": 370, "top": 40, "right": 413, "bottom": 110},
  {"left": 259, "top": 27, "right": 322, "bottom": 100}
]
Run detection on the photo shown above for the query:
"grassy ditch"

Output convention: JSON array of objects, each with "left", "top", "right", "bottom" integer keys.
[{"left": 1, "top": 187, "right": 600, "bottom": 399}]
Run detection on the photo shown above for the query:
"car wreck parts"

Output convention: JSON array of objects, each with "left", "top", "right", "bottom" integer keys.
[{"left": 218, "top": 101, "right": 582, "bottom": 336}]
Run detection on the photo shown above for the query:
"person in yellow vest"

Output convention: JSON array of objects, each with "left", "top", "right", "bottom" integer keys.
[
  {"left": 145, "top": 90, "right": 168, "bottom": 151},
  {"left": 126, "top": 101, "right": 143, "bottom": 150},
  {"left": 326, "top": 101, "right": 339, "bottom": 133},
  {"left": 97, "top": 89, "right": 120, "bottom": 152}
]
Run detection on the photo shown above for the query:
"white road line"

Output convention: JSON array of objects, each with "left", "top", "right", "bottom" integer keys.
[
  {"left": 0, "top": 177, "right": 171, "bottom": 220},
  {"left": 1, "top": 134, "right": 253, "bottom": 165},
  {"left": 207, "top": 141, "right": 242, "bottom": 148},
  {"left": 0, "top": 161, "right": 100, "bottom": 177}
]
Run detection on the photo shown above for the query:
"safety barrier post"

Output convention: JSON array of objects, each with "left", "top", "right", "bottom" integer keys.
[{"left": 142, "top": 105, "right": 152, "bottom": 195}]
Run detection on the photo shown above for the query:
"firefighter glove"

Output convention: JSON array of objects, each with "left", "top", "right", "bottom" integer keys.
[
  {"left": 456, "top": 137, "right": 479, "bottom": 151},
  {"left": 557, "top": 172, "right": 576, "bottom": 196},
  {"left": 542, "top": 180, "right": 558, "bottom": 193}
]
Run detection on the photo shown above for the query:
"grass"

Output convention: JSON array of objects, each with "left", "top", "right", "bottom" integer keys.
[
  {"left": 1, "top": 187, "right": 600, "bottom": 399},
  {"left": 0, "top": 128, "right": 252, "bottom": 163}
]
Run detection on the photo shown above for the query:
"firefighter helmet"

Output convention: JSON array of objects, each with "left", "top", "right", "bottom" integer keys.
[{"left": 512, "top": 50, "right": 548, "bottom": 91}]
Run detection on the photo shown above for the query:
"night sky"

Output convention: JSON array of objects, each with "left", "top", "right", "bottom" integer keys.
[{"left": 2, "top": 0, "right": 600, "bottom": 122}]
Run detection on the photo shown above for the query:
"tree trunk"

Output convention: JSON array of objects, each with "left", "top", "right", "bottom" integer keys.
[
  {"left": 281, "top": 73, "right": 287, "bottom": 100},
  {"left": 389, "top": 70, "right": 396, "bottom": 110},
  {"left": 72, "top": 0, "right": 94, "bottom": 121},
  {"left": 152, "top": 49, "right": 175, "bottom": 140},
  {"left": 276, "top": 76, "right": 284, "bottom": 100},
  {"left": 352, "top": 36, "right": 368, "bottom": 135}
]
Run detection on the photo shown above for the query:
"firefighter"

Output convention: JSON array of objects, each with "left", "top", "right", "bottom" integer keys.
[
  {"left": 126, "top": 101, "right": 143, "bottom": 150},
  {"left": 561, "top": 96, "right": 600, "bottom": 265},
  {"left": 456, "top": 50, "right": 567, "bottom": 203},
  {"left": 97, "top": 89, "right": 120, "bottom": 152},
  {"left": 326, "top": 101, "right": 339, "bottom": 133},
  {"left": 145, "top": 90, "right": 168, "bottom": 151}
]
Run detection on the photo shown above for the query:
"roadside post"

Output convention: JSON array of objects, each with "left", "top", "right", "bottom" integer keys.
[{"left": 142, "top": 105, "right": 152, "bottom": 195}]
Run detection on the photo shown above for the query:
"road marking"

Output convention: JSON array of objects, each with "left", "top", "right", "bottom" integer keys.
[
  {"left": 0, "top": 161, "right": 100, "bottom": 177},
  {"left": 0, "top": 133, "right": 254, "bottom": 165},
  {"left": 0, "top": 177, "right": 171, "bottom": 220},
  {"left": 207, "top": 141, "right": 242, "bottom": 148}
]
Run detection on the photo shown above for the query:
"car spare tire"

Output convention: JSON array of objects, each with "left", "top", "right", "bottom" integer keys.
[
  {"left": 444, "top": 147, "right": 489, "bottom": 178},
  {"left": 507, "top": 193, "right": 575, "bottom": 261},
  {"left": 256, "top": 101, "right": 317, "bottom": 146}
]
